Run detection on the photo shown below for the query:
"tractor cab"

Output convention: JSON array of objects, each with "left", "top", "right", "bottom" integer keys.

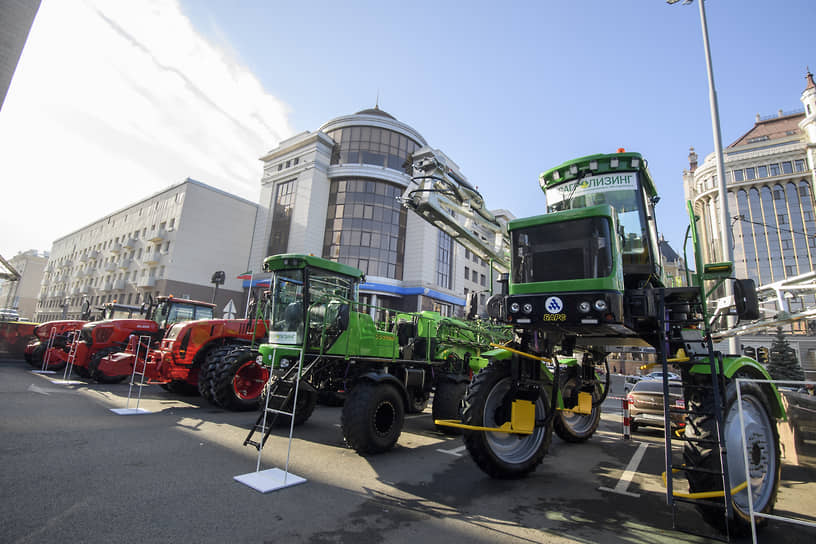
[
  {"left": 263, "top": 254, "right": 359, "bottom": 348},
  {"left": 539, "top": 151, "right": 662, "bottom": 287},
  {"left": 489, "top": 151, "right": 663, "bottom": 349},
  {"left": 149, "top": 296, "right": 215, "bottom": 328}
]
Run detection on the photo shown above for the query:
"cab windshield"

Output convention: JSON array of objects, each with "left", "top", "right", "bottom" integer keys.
[
  {"left": 269, "top": 270, "right": 305, "bottom": 345},
  {"left": 546, "top": 172, "right": 649, "bottom": 266},
  {"left": 155, "top": 302, "right": 213, "bottom": 326},
  {"left": 513, "top": 217, "right": 612, "bottom": 283}
]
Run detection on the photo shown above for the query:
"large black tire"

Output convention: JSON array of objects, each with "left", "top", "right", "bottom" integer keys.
[
  {"left": 462, "top": 362, "right": 552, "bottom": 479},
  {"left": 197, "top": 344, "right": 238, "bottom": 404},
  {"left": 553, "top": 376, "right": 601, "bottom": 443},
  {"left": 683, "top": 378, "right": 780, "bottom": 535},
  {"left": 317, "top": 390, "right": 346, "bottom": 407},
  {"left": 211, "top": 347, "right": 266, "bottom": 411},
  {"left": 261, "top": 380, "right": 318, "bottom": 427},
  {"left": 26, "top": 342, "right": 47, "bottom": 369},
  {"left": 341, "top": 381, "right": 405, "bottom": 454},
  {"left": 88, "top": 347, "right": 128, "bottom": 384},
  {"left": 432, "top": 380, "right": 467, "bottom": 434}
]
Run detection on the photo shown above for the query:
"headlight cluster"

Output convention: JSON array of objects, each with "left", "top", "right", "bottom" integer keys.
[
  {"left": 508, "top": 302, "right": 534, "bottom": 314},
  {"left": 578, "top": 299, "right": 608, "bottom": 313}
]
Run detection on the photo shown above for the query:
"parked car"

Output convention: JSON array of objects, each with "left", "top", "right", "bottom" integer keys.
[
  {"left": 627, "top": 379, "right": 685, "bottom": 432},
  {"left": 645, "top": 371, "right": 680, "bottom": 381},
  {"left": 781, "top": 386, "right": 816, "bottom": 447},
  {"left": 624, "top": 375, "right": 643, "bottom": 392}
]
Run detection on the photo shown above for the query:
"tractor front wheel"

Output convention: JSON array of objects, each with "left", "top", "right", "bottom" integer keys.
[
  {"left": 553, "top": 377, "right": 601, "bottom": 443},
  {"left": 341, "top": 381, "right": 404, "bottom": 454},
  {"left": 261, "top": 380, "right": 318, "bottom": 427},
  {"left": 462, "top": 362, "right": 551, "bottom": 479},
  {"left": 211, "top": 347, "right": 268, "bottom": 411}
]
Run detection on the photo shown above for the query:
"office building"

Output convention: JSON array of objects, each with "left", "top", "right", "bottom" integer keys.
[
  {"left": 36, "top": 179, "right": 260, "bottom": 320},
  {"left": 248, "top": 107, "right": 506, "bottom": 317}
]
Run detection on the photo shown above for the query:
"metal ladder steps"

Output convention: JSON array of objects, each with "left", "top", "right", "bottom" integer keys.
[
  {"left": 670, "top": 464, "right": 724, "bottom": 476},
  {"left": 672, "top": 435, "right": 721, "bottom": 446},
  {"left": 672, "top": 495, "right": 729, "bottom": 509}
]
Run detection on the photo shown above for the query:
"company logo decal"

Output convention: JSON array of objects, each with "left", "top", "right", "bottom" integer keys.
[{"left": 545, "top": 297, "right": 564, "bottom": 314}]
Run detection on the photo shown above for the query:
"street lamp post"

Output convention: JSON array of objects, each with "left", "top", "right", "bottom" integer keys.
[{"left": 669, "top": 0, "right": 738, "bottom": 352}]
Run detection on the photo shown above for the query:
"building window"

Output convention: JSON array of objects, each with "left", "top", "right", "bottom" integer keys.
[
  {"left": 436, "top": 230, "right": 453, "bottom": 289},
  {"left": 327, "top": 126, "right": 420, "bottom": 172},
  {"left": 480, "top": 273, "right": 486, "bottom": 287},
  {"left": 267, "top": 180, "right": 296, "bottom": 256},
  {"left": 472, "top": 269, "right": 478, "bottom": 282},
  {"left": 782, "top": 161, "right": 793, "bottom": 174},
  {"left": 322, "top": 178, "right": 407, "bottom": 279},
  {"left": 769, "top": 163, "right": 780, "bottom": 177},
  {"left": 795, "top": 159, "right": 805, "bottom": 172},
  {"left": 757, "top": 165, "right": 768, "bottom": 178},
  {"left": 746, "top": 167, "right": 756, "bottom": 180},
  {"left": 733, "top": 169, "right": 744, "bottom": 182},
  {"left": 464, "top": 266, "right": 470, "bottom": 281}
]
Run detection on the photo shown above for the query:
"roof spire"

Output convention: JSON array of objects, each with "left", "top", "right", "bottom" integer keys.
[
  {"left": 806, "top": 66, "right": 816, "bottom": 91},
  {"left": 375, "top": 89, "right": 380, "bottom": 110}
]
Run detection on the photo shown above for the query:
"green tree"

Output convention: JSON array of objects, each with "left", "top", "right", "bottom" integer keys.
[{"left": 765, "top": 327, "right": 805, "bottom": 382}]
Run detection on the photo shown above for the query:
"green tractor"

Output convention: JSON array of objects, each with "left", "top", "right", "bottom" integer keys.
[
  {"left": 244, "top": 254, "right": 516, "bottom": 454},
  {"left": 403, "top": 148, "right": 783, "bottom": 536}
]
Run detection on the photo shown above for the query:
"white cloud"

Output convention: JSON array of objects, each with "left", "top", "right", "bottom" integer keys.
[{"left": 0, "top": 0, "right": 292, "bottom": 257}]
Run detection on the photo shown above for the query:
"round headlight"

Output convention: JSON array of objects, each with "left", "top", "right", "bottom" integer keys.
[
  {"left": 578, "top": 301, "right": 591, "bottom": 313},
  {"left": 509, "top": 302, "right": 520, "bottom": 313},
  {"left": 594, "top": 299, "right": 608, "bottom": 312},
  {"left": 522, "top": 303, "right": 533, "bottom": 314}
]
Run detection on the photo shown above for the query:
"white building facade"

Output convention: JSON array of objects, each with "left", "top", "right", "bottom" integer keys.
[
  {"left": 248, "top": 107, "right": 506, "bottom": 317},
  {"left": 36, "top": 179, "right": 260, "bottom": 321},
  {"left": 683, "top": 70, "right": 816, "bottom": 374},
  {"left": 0, "top": 249, "right": 48, "bottom": 319}
]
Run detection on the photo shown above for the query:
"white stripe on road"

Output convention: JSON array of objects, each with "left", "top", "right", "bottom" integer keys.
[
  {"left": 437, "top": 445, "right": 467, "bottom": 457},
  {"left": 598, "top": 441, "right": 649, "bottom": 497}
]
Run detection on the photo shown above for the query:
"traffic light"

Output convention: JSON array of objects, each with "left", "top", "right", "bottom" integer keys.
[{"left": 756, "top": 346, "right": 769, "bottom": 364}]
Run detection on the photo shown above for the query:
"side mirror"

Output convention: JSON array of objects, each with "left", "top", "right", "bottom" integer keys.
[{"left": 734, "top": 279, "right": 760, "bottom": 322}]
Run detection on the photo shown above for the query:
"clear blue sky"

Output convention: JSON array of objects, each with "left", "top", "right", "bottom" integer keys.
[
  {"left": 2, "top": 0, "right": 814, "bottom": 263},
  {"left": 181, "top": 0, "right": 816, "bottom": 256}
]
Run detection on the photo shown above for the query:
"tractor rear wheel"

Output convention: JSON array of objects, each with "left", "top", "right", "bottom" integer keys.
[
  {"left": 683, "top": 378, "right": 780, "bottom": 535},
  {"left": 432, "top": 380, "right": 467, "bottom": 434},
  {"left": 553, "top": 376, "right": 601, "bottom": 443},
  {"left": 341, "top": 381, "right": 404, "bottom": 454},
  {"left": 197, "top": 344, "right": 238, "bottom": 404},
  {"left": 211, "top": 347, "right": 268, "bottom": 411},
  {"left": 462, "top": 362, "right": 551, "bottom": 479}
]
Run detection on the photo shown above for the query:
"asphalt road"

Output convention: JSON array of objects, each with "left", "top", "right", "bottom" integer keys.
[{"left": 1, "top": 359, "right": 814, "bottom": 543}]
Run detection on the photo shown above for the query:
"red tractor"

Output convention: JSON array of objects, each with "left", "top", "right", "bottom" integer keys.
[
  {"left": 67, "top": 295, "right": 215, "bottom": 383},
  {"left": 24, "top": 320, "right": 88, "bottom": 370},
  {"left": 0, "top": 319, "right": 39, "bottom": 359},
  {"left": 25, "top": 300, "right": 145, "bottom": 370},
  {"left": 98, "top": 316, "right": 270, "bottom": 410}
]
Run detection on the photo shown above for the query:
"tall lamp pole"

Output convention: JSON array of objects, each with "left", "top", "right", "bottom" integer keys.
[{"left": 669, "top": 0, "right": 738, "bottom": 353}]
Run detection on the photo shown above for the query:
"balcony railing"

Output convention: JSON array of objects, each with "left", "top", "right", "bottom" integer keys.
[
  {"left": 148, "top": 228, "right": 168, "bottom": 243},
  {"left": 118, "top": 259, "right": 133, "bottom": 270},
  {"left": 114, "top": 279, "right": 126, "bottom": 290},
  {"left": 110, "top": 243, "right": 123, "bottom": 254},
  {"left": 123, "top": 238, "right": 138, "bottom": 250},
  {"left": 137, "top": 277, "right": 157, "bottom": 289},
  {"left": 143, "top": 251, "right": 162, "bottom": 265}
]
